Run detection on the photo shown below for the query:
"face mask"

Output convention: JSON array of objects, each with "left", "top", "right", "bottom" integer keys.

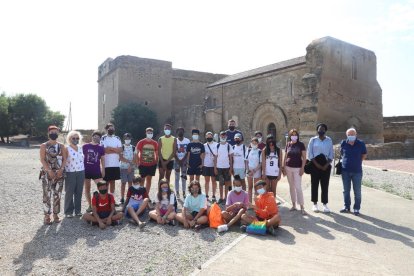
[
  {"left": 192, "top": 135, "right": 199, "bottom": 140},
  {"left": 258, "top": 137, "right": 262, "bottom": 143},
  {"left": 132, "top": 184, "right": 140, "bottom": 189},
  {"left": 234, "top": 186, "right": 242, "bottom": 192},
  {"left": 318, "top": 130, "right": 325, "bottom": 136},
  {"left": 72, "top": 139, "right": 79, "bottom": 145},
  {"left": 291, "top": 136, "right": 298, "bottom": 142},
  {"left": 257, "top": 188, "right": 266, "bottom": 195},
  {"left": 251, "top": 144, "right": 258, "bottom": 149},
  {"left": 347, "top": 135, "right": 356, "bottom": 142},
  {"left": 229, "top": 126, "right": 235, "bottom": 131},
  {"left": 177, "top": 132, "right": 184, "bottom": 138},
  {"left": 107, "top": 129, "right": 115, "bottom": 135},
  {"left": 235, "top": 140, "right": 241, "bottom": 145},
  {"left": 49, "top": 133, "right": 58, "bottom": 141},
  {"left": 220, "top": 137, "right": 226, "bottom": 143},
  {"left": 146, "top": 133, "right": 153, "bottom": 139},
  {"left": 124, "top": 139, "right": 131, "bottom": 145},
  {"left": 164, "top": 129, "right": 171, "bottom": 136},
  {"left": 191, "top": 188, "right": 199, "bottom": 194},
  {"left": 99, "top": 189, "right": 108, "bottom": 195},
  {"left": 206, "top": 137, "right": 213, "bottom": 142},
  {"left": 92, "top": 136, "right": 101, "bottom": 144},
  {"left": 162, "top": 187, "right": 169, "bottom": 193}
]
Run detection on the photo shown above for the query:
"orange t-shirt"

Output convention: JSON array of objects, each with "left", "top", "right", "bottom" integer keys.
[{"left": 255, "top": 192, "right": 278, "bottom": 219}]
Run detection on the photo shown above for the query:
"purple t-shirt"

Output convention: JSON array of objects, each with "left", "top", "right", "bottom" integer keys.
[
  {"left": 226, "top": 190, "right": 249, "bottom": 212},
  {"left": 83, "top": 143, "right": 105, "bottom": 176},
  {"left": 285, "top": 141, "right": 306, "bottom": 168}
]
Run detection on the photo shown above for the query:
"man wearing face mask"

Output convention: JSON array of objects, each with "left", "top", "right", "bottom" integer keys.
[
  {"left": 136, "top": 127, "right": 158, "bottom": 195},
  {"left": 100, "top": 123, "right": 123, "bottom": 203},
  {"left": 339, "top": 128, "right": 367, "bottom": 216},
  {"left": 83, "top": 131, "right": 105, "bottom": 213},
  {"left": 307, "top": 123, "right": 334, "bottom": 213},
  {"left": 174, "top": 127, "right": 190, "bottom": 199},
  {"left": 158, "top": 124, "right": 177, "bottom": 184},
  {"left": 226, "top": 119, "right": 243, "bottom": 146},
  {"left": 119, "top": 133, "right": 136, "bottom": 206}
]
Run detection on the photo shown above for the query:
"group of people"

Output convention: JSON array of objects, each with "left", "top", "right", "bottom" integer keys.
[{"left": 39, "top": 119, "right": 367, "bottom": 234}]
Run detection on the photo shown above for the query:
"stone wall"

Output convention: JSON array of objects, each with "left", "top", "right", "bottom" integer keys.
[
  {"left": 383, "top": 116, "right": 414, "bottom": 143},
  {"left": 335, "top": 141, "right": 414, "bottom": 159}
]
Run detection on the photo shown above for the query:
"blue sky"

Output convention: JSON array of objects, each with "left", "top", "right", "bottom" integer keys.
[{"left": 0, "top": 0, "right": 413, "bottom": 129}]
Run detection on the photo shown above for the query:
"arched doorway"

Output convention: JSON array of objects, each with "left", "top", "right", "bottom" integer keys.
[
  {"left": 251, "top": 103, "right": 287, "bottom": 144},
  {"left": 267, "top": 122, "right": 276, "bottom": 138}
]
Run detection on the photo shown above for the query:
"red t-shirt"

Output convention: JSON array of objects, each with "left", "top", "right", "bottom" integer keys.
[
  {"left": 92, "top": 193, "right": 114, "bottom": 213},
  {"left": 136, "top": 139, "right": 158, "bottom": 166}
]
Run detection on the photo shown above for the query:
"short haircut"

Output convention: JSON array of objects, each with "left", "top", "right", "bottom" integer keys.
[
  {"left": 105, "top": 123, "right": 114, "bottom": 130},
  {"left": 92, "top": 131, "right": 102, "bottom": 137},
  {"left": 146, "top": 127, "right": 154, "bottom": 132},
  {"left": 346, "top": 127, "right": 357, "bottom": 134},
  {"left": 164, "top": 123, "right": 172, "bottom": 128},
  {"left": 316, "top": 123, "right": 328, "bottom": 131},
  {"left": 254, "top": 131, "right": 262, "bottom": 136},
  {"left": 176, "top": 127, "right": 184, "bottom": 132},
  {"left": 66, "top": 130, "right": 82, "bottom": 145},
  {"left": 251, "top": 137, "right": 259, "bottom": 143},
  {"left": 228, "top": 119, "right": 236, "bottom": 123},
  {"left": 133, "top": 176, "right": 143, "bottom": 184},
  {"left": 192, "top": 129, "right": 200, "bottom": 134}
]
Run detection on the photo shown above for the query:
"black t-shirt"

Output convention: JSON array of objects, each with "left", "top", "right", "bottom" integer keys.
[{"left": 186, "top": 142, "right": 205, "bottom": 168}]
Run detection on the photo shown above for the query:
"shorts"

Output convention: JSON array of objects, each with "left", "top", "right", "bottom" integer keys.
[
  {"left": 139, "top": 165, "right": 157, "bottom": 177},
  {"left": 202, "top": 166, "right": 216, "bottom": 177},
  {"left": 120, "top": 169, "right": 134, "bottom": 183},
  {"left": 104, "top": 167, "right": 120, "bottom": 181},
  {"left": 85, "top": 171, "right": 102, "bottom": 180},
  {"left": 125, "top": 202, "right": 141, "bottom": 218},
  {"left": 247, "top": 168, "right": 261, "bottom": 179},
  {"left": 186, "top": 210, "right": 199, "bottom": 218},
  {"left": 233, "top": 168, "right": 246, "bottom": 179},
  {"left": 158, "top": 159, "right": 174, "bottom": 170},
  {"left": 266, "top": 175, "right": 279, "bottom": 180},
  {"left": 98, "top": 211, "right": 111, "bottom": 219},
  {"left": 187, "top": 166, "right": 202, "bottom": 176},
  {"left": 217, "top": 168, "right": 231, "bottom": 183}
]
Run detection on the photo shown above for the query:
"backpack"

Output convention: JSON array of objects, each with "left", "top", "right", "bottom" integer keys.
[
  {"left": 208, "top": 203, "right": 225, "bottom": 228},
  {"left": 217, "top": 143, "right": 230, "bottom": 153},
  {"left": 246, "top": 148, "right": 262, "bottom": 163}
]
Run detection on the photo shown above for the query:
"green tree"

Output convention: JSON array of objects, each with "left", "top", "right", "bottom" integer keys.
[
  {"left": 112, "top": 102, "right": 158, "bottom": 143},
  {"left": 0, "top": 93, "right": 13, "bottom": 143},
  {"left": 34, "top": 110, "right": 66, "bottom": 138}
]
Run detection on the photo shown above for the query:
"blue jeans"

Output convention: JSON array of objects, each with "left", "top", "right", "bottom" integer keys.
[{"left": 341, "top": 171, "right": 362, "bottom": 210}]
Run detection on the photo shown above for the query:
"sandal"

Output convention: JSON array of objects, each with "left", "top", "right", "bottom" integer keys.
[
  {"left": 53, "top": 215, "right": 61, "bottom": 223},
  {"left": 44, "top": 215, "right": 52, "bottom": 225}
]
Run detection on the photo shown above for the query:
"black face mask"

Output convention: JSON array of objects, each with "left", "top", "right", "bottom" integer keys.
[
  {"left": 107, "top": 129, "right": 114, "bottom": 135},
  {"left": 235, "top": 140, "right": 241, "bottom": 145},
  {"left": 206, "top": 137, "right": 213, "bottom": 142},
  {"left": 49, "top": 133, "right": 58, "bottom": 141},
  {"left": 229, "top": 126, "right": 235, "bottom": 131},
  {"left": 318, "top": 130, "right": 326, "bottom": 136},
  {"left": 177, "top": 132, "right": 184, "bottom": 138},
  {"left": 99, "top": 189, "right": 108, "bottom": 195}
]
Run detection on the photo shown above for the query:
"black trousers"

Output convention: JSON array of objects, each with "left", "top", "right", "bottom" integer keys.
[{"left": 310, "top": 166, "right": 331, "bottom": 204}]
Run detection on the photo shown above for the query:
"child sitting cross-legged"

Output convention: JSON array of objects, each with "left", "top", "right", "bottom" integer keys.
[
  {"left": 122, "top": 176, "right": 149, "bottom": 228},
  {"left": 149, "top": 179, "right": 177, "bottom": 225}
]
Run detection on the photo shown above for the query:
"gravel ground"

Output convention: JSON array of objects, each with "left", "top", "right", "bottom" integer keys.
[
  {"left": 0, "top": 147, "right": 241, "bottom": 276},
  {"left": 362, "top": 166, "right": 414, "bottom": 200}
]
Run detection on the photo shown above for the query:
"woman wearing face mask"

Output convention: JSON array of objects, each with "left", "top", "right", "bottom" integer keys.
[
  {"left": 262, "top": 135, "right": 282, "bottom": 196},
  {"left": 64, "top": 130, "right": 85, "bottom": 218},
  {"left": 83, "top": 131, "right": 105, "bottom": 213},
  {"left": 307, "top": 123, "right": 334, "bottom": 213},
  {"left": 203, "top": 132, "right": 218, "bottom": 202},
  {"left": 246, "top": 137, "right": 262, "bottom": 203},
  {"left": 218, "top": 175, "right": 249, "bottom": 232},
  {"left": 149, "top": 179, "right": 177, "bottom": 225},
  {"left": 176, "top": 180, "right": 208, "bottom": 230},
  {"left": 39, "top": 125, "right": 67, "bottom": 224},
  {"left": 282, "top": 129, "right": 307, "bottom": 215},
  {"left": 241, "top": 180, "right": 280, "bottom": 235}
]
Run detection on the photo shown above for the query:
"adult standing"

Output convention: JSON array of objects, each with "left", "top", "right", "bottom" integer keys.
[
  {"left": 282, "top": 129, "right": 306, "bottom": 214},
  {"left": 307, "top": 123, "right": 334, "bottom": 213},
  {"left": 254, "top": 131, "right": 266, "bottom": 150},
  {"left": 174, "top": 127, "right": 190, "bottom": 199},
  {"left": 339, "top": 128, "right": 367, "bottom": 215},
  {"left": 39, "top": 125, "right": 67, "bottom": 224},
  {"left": 64, "top": 130, "right": 85, "bottom": 218},
  {"left": 100, "top": 123, "right": 122, "bottom": 202},
  {"left": 136, "top": 127, "right": 158, "bottom": 196},
  {"left": 83, "top": 131, "right": 105, "bottom": 213},
  {"left": 226, "top": 119, "right": 243, "bottom": 146},
  {"left": 158, "top": 124, "right": 176, "bottom": 184}
]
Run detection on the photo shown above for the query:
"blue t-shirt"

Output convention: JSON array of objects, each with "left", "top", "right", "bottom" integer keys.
[
  {"left": 340, "top": 139, "right": 367, "bottom": 173},
  {"left": 226, "top": 129, "right": 243, "bottom": 146},
  {"left": 186, "top": 142, "right": 205, "bottom": 168}
]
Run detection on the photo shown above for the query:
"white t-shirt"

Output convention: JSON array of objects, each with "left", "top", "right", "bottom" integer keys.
[
  {"left": 203, "top": 142, "right": 218, "bottom": 167},
  {"left": 154, "top": 193, "right": 175, "bottom": 210},
  {"left": 265, "top": 151, "right": 280, "bottom": 176},
  {"left": 176, "top": 137, "right": 190, "bottom": 160},
  {"left": 216, "top": 143, "right": 233, "bottom": 169},
  {"left": 247, "top": 148, "right": 261, "bottom": 170},
  {"left": 232, "top": 144, "right": 246, "bottom": 169},
  {"left": 100, "top": 135, "right": 122, "bottom": 168}
]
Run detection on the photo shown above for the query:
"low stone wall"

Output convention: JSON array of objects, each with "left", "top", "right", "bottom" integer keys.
[
  {"left": 334, "top": 141, "right": 414, "bottom": 159},
  {"left": 383, "top": 116, "right": 414, "bottom": 143}
]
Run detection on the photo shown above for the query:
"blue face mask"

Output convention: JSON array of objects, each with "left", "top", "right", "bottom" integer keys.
[
  {"left": 257, "top": 188, "right": 266, "bottom": 195},
  {"left": 162, "top": 187, "right": 169, "bottom": 192},
  {"left": 347, "top": 135, "right": 356, "bottom": 142}
]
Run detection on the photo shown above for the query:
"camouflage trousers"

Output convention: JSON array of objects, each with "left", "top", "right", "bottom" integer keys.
[{"left": 41, "top": 174, "right": 64, "bottom": 215}]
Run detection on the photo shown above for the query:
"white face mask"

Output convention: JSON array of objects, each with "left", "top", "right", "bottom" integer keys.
[
  {"left": 257, "top": 188, "right": 266, "bottom": 195},
  {"left": 220, "top": 137, "right": 226, "bottom": 143},
  {"left": 251, "top": 144, "right": 258, "bottom": 149},
  {"left": 146, "top": 133, "right": 153, "bottom": 139},
  {"left": 132, "top": 184, "right": 140, "bottom": 189},
  {"left": 258, "top": 137, "right": 262, "bottom": 143},
  {"left": 124, "top": 139, "right": 131, "bottom": 145},
  {"left": 164, "top": 129, "right": 171, "bottom": 136},
  {"left": 192, "top": 135, "right": 199, "bottom": 140},
  {"left": 234, "top": 186, "right": 242, "bottom": 192}
]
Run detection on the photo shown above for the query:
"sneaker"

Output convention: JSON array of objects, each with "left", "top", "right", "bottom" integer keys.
[
  {"left": 267, "top": 226, "right": 277, "bottom": 236},
  {"left": 194, "top": 224, "right": 202, "bottom": 231},
  {"left": 111, "top": 220, "right": 121, "bottom": 226},
  {"left": 354, "top": 209, "right": 360, "bottom": 216},
  {"left": 217, "top": 224, "right": 228, "bottom": 233},
  {"left": 86, "top": 206, "right": 92, "bottom": 213},
  {"left": 217, "top": 198, "right": 224, "bottom": 205},
  {"left": 240, "top": 225, "right": 247, "bottom": 233},
  {"left": 322, "top": 204, "right": 330, "bottom": 213},
  {"left": 65, "top": 214, "right": 74, "bottom": 218},
  {"left": 168, "top": 219, "right": 176, "bottom": 226},
  {"left": 138, "top": 221, "right": 146, "bottom": 229},
  {"left": 312, "top": 204, "right": 319, "bottom": 213},
  {"left": 340, "top": 208, "right": 350, "bottom": 213},
  {"left": 120, "top": 198, "right": 125, "bottom": 205},
  {"left": 211, "top": 196, "right": 217, "bottom": 203},
  {"left": 75, "top": 213, "right": 83, "bottom": 217}
]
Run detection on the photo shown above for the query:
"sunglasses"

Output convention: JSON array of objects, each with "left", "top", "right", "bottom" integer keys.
[{"left": 72, "top": 137, "right": 80, "bottom": 141}]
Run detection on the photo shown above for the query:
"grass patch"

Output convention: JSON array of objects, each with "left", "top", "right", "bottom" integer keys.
[
  {"left": 401, "top": 191, "right": 413, "bottom": 200},
  {"left": 380, "top": 182, "right": 395, "bottom": 194},
  {"left": 362, "top": 180, "right": 374, "bottom": 188}
]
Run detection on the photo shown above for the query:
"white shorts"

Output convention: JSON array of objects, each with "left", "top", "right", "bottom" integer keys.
[
  {"left": 247, "top": 168, "right": 262, "bottom": 179},
  {"left": 233, "top": 168, "right": 246, "bottom": 179}
]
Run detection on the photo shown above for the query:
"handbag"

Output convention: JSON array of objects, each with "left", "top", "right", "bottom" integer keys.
[
  {"left": 335, "top": 159, "right": 342, "bottom": 175},
  {"left": 304, "top": 160, "right": 313, "bottom": 174},
  {"left": 246, "top": 220, "right": 267, "bottom": 235}
]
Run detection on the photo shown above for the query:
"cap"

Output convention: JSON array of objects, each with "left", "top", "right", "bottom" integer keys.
[
  {"left": 205, "top": 131, "right": 213, "bottom": 136},
  {"left": 235, "top": 133, "right": 242, "bottom": 139},
  {"left": 48, "top": 125, "right": 59, "bottom": 132},
  {"left": 192, "top": 129, "right": 200, "bottom": 134},
  {"left": 96, "top": 181, "right": 107, "bottom": 187},
  {"left": 255, "top": 180, "right": 266, "bottom": 187},
  {"left": 220, "top": 131, "right": 227, "bottom": 136}
]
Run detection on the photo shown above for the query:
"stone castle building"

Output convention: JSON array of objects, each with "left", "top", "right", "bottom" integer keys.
[{"left": 98, "top": 36, "right": 383, "bottom": 144}]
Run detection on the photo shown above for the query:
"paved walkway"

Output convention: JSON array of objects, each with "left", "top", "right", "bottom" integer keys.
[
  {"left": 194, "top": 175, "right": 414, "bottom": 275},
  {"left": 364, "top": 159, "right": 414, "bottom": 174}
]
